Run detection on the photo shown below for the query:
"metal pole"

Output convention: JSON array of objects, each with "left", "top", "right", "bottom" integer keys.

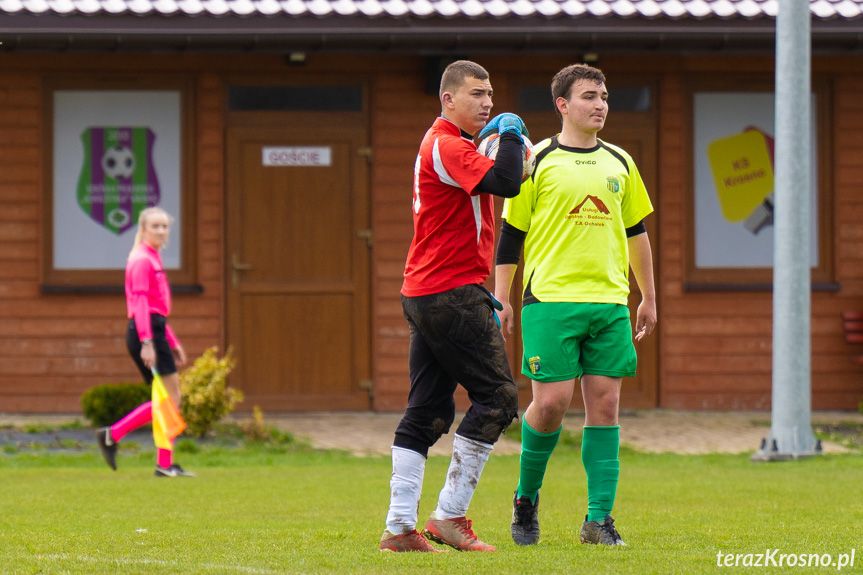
[{"left": 752, "top": 0, "right": 818, "bottom": 461}]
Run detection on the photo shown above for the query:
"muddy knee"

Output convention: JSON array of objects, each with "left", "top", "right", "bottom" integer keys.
[
  {"left": 394, "top": 400, "right": 456, "bottom": 456},
  {"left": 477, "top": 382, "right": 519, "bottom": 443},
  {"left": 430, "top": 412, "right": 456, "bottom": 444}
]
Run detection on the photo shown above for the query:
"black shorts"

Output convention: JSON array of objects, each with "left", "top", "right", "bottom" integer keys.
[
  {"left": 127, "top": 314, "right": 177, "bottom": 385},
  {"left": 394, "top": 284, "right": 518, "bottom": 455}
]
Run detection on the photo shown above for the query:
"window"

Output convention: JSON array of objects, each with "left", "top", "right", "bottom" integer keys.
[
  {"left": 228, "top": 86, "right": 363, "bottom": 111},
  {"left": 685, "top": 80, "right": 834, "bottom": 290},
  {"left": 42, "top": 76, "right": 197, "bottom": 292},
  {"left": 518, "top": 85, "right": 652, "bottom": 113}
]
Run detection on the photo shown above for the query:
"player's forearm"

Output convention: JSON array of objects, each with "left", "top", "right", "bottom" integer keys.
[
  {"left": 494, "top": 264, "right": 517, "bottom": 303},
  {"left": 494, "top": 220, "right": 525, "bottom": 302},
  {"left": 474, "top": 133, "right": 524, "bottom": 198},
  {"left": 628, "top": 233, "right": 656, "bottom": 301}
]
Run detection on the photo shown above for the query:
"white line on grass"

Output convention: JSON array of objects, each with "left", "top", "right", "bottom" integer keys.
[{"left": 32, "top": 553, "right": 285, "bottom": 574}]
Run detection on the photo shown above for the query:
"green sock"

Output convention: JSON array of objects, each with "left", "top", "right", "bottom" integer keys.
[
  {"left": 581, "top": 426, "right": 621, "bottom": 523},
  {"left": 516, "top": 419, "right": 561, "bottom": 503}
]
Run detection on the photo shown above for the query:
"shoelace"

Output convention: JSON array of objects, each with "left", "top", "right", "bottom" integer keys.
[
  {"left": 407, "top": 531, "right": 433, "bottom": 548},
  {"left": 453, "top": 518, "right": 478, "bottom": 541},
  {"left": 385, "top": 531, "right": 428, "bottom": 550}
]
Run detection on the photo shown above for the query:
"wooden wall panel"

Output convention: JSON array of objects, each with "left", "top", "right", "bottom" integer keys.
[
  {"left": 656, "top": 65, "right": 863, "bottom": 411},
  {"left": 0, "top": 52, "right": 861, "bottom": 414},
  {"left": 369, "top": 59, "right": 440, "bottom": 409},
  {"left": 0, "top": 59, "right": 226, "bottom": 413}
]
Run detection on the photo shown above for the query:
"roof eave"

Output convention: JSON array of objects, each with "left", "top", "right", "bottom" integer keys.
[{"left": 2, "top": 14, "right": 863, "bottom": 53}]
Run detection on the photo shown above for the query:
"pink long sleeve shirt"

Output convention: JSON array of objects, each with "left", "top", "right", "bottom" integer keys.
[{"left": 125, "top": 243, "right": 179, "bottom": 348}]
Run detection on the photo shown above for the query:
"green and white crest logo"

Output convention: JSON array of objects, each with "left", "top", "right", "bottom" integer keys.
[
  {"left": 606, "top": 177, "right": 620, "bottom": 194},
  {"left": 77, "top": 127, "right": 161, "bottom": 235}
]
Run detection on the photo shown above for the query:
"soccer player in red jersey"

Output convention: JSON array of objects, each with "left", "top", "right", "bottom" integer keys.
[{"left": 379, "top": 60, "right": 529, "bottom": 553}]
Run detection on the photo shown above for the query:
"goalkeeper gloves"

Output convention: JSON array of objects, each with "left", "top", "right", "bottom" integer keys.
[{"left": 478, "top": 113, "right": 529, "bottom": 142}]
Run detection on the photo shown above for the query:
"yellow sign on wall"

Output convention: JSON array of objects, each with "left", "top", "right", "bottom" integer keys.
[{"left": 706, "top": 130, "right": 774, "bottom": 222}]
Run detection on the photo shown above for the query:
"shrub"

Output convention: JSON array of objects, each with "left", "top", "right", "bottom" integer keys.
[
  {"left": 235, "top": 407, "right": 300, "bottom": 448},
  {"left": 81, "top": 382, "right": 150, "bottom": 427},
  {"left": 180, "top": 347, "right": 243, "bottom": 438},
  {"left": 238, "top": 406, "right": 271, "bottom": 441}
]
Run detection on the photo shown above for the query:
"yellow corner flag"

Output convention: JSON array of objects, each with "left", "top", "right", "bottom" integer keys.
[{"left": 152, "top": 369, "right": 186, "bottom": 449}]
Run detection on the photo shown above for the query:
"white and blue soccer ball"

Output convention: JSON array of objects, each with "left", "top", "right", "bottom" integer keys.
[{"left": 477, "top": 132, "right": 535, "bottom": 182}]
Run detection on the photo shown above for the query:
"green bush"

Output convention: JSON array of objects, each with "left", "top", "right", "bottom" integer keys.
[
  {"left": 80, "top": 382, "right": 151, "bottom": 427},
  {"left": 180, "top": 347, "right": 243, "bottom": 438}
]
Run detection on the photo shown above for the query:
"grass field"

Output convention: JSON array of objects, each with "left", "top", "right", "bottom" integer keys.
[{"left": 1, "top": 429, "right": 861, "bottom": 574}]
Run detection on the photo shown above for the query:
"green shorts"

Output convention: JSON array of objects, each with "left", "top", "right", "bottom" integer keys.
[{"left": 521, "top": 302, "right": 637, "bottom": 382}]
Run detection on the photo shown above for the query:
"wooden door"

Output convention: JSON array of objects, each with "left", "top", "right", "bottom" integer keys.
[
  {"left": 226, "top": 116, "right": 371, "bottom": 410},
  {"left": 512, "top": 79, "right": 660, "bottom": 409}
]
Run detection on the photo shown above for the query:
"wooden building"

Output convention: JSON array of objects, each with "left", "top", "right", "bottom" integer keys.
[{"left": 1, "top": 0, "right": 862, "bottom": 414}]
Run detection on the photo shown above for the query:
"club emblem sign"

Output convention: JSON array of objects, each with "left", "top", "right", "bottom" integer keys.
[{"left": 77, "top": 127, "right": 161, "bottom": 235}]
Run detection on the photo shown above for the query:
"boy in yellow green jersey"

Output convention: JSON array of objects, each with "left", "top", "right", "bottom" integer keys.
[{"left": 494, "top": 64, "right": 657, "bottom": 547}]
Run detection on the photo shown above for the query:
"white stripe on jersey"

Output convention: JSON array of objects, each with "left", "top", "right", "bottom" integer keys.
[
  {"left": 413, "top": 155, "right": 422, "bottom": 214},
  {"left": 472, "top": 196, "right": 481, "bottom": 244},
  {"left": 432, "top": 138, "right": 460, "bottom": 188}
]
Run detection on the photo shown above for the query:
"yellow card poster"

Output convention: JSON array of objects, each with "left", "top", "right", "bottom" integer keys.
[{"left": 706, "top": 129, "right": 774, "bottom": 223}]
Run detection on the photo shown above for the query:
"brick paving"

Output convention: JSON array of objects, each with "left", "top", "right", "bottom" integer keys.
[
  {"left": 2, "top": 409, "right": 861, "bottom": 457},
  {"left": 260, "top": 409, "right": 863, "bottom": 457}
]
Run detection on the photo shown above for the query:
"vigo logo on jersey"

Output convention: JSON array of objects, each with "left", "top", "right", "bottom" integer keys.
[{"left": 565, "top": 195, "right": 612, "bottom": 227}]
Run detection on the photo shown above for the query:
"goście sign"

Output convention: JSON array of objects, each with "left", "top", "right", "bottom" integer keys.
[{"left": 262, "top": 147, "right": 332, "bottom": 167}]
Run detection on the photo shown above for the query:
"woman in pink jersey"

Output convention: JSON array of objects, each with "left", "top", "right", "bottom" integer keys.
[{"left": 96, "top": 207, "right": 194, "bottom": 477}]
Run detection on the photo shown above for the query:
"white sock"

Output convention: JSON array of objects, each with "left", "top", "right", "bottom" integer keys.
[
  {"left": 433, "top": 434, "right": 493, "bottom": 520},
  {"left": 385, "top": 446, "right": 426, "bottom": 535}
]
